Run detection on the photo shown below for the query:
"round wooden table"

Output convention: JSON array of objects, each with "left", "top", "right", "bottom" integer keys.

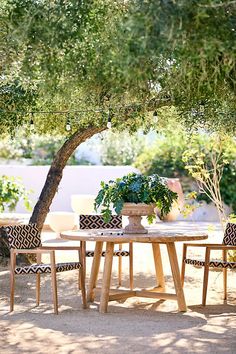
[{"left": 61, "top": 227, "right": 208, "bottom": 313}]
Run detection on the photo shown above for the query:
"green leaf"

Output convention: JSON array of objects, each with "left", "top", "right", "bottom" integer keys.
[
  {"left": 94, "top": 172, "right": 177, "bottom": 221},
  {"left": 114, "top": 199, "right": 124, "bottom": 215}
]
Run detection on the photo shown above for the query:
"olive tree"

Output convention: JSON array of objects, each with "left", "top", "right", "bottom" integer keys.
[
  {"left": 0, "top": 0, "right": 165, "bottom": 233},
  {"left": 1, "top": 0, "right": 236, "bottom": 236}
]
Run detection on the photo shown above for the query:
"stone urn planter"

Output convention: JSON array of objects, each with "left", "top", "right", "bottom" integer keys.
[
  {"left": 94, "top": 173, "right": 178, "bottom": 234},
  {"left": 121, "top": 203, "right": 156, "bottom": 234}
]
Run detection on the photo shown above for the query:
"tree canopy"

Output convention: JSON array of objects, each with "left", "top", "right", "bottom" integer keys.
[
  {"left": 117, "top": 0, "right": 236, "bottom": 132},
  {"left": 1, "top": 0, "right": 236, "bottom": 136}
]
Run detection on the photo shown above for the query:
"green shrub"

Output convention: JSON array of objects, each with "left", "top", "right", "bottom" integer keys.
[
  {"left": 0, "top": 175, "right": 32, "bottom": 212},
  {"left": 134, "top": 133, "right": 187, "bottom": 178},
  {"left": 0, "top": 132, "right": 77, "bottom": 165},
  {"left": 100, "top": 130, "right": 146, "bottom": 166},
  {"left": 134, "top": 132, "right": 236, "bottom": 213}
]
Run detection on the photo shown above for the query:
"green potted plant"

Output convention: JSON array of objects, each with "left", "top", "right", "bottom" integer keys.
[
  {"left": 0, "top": 175, "right": 32, "bottom": 261},
  {"left": 0, "top": 175, "right": 32, "bottom": 214},
  {"left": 94, "top": 172, "right": 178, "bottom": 233}
]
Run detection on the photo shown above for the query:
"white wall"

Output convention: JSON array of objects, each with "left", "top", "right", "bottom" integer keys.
[
  {"left": 0, "top": 165, "right": 230, "bottom": 221},
  {"left": 0, "top": 165, "right": 138, "bottom": 213}
]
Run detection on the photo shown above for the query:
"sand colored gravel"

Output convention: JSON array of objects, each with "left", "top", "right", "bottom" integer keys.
[{"left": 0, "top": 221, "right": 235, "bottom": 353}]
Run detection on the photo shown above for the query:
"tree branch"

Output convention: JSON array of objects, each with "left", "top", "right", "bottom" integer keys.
[
  {"left": 29, "top": 124, "right": 106, "bottom": 231},
  {"left": 199, "top": 1, "right": 236, "bottom": 8}
]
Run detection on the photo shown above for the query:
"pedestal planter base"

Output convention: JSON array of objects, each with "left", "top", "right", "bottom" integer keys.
[
  {"left": 121, "top": 203, "right": 155, "bottom": 234},
  {"left": 124, "top": 215, "right": 147, "bottom": 234}
]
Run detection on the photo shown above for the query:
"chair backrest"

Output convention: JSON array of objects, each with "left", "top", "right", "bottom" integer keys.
[
  {"left": 223, "top": 223, "right": 236, "bottom": 246},
  {"left": 4, "top": 224, "right": 41, "bottom": 249},
  {"left": 79, "top": 214, "right": 122, "bottom": 229}
]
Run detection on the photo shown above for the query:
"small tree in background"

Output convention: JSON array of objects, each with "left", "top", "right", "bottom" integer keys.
[
  {"left": 134, "top": 122, "right": 236, "bottom": 223},
  {"left": 182, "top": 133, "right": 235, "bottom": 230}
]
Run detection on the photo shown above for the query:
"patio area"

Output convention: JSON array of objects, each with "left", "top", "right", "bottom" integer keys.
[
  {"left": 1, "top": 1, "right": 236, "bottom": 353},
  {"left": 0, "top": 221, "right": 235, "bottom": 353}
]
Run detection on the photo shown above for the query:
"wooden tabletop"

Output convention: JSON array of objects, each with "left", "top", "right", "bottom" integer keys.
[{"left": 61, "top": 227, "right": 208, "bottom": 243}]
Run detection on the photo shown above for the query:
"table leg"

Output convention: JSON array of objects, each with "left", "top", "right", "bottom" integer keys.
[
  {"left": 78, "top": 241, "right": 86, "bottom": 290},
  {"left": 99, "top": 242, "right": 114, "bottom": 313},
  {"left": 166, "top": 242, "right": 187, "bottom": 312},
  {"left": 152, "top": 243, "right": 165, "bottom": 290},
  {"left": 87, "top": 241, "right": 103, "bottom": 302},
  {"left": 129, "top": 242, "right": 134, "bottom": 290}
]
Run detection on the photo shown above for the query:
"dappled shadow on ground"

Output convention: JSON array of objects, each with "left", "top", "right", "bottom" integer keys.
[
  {"left": 1, "top": 220, "right": 235, "bottom": 354},
  {"left": 1, "top": 301, "right": 235, "bottom": 353},
  {"left": 1, "top": 265, "right": 236, "bottom": 353}
]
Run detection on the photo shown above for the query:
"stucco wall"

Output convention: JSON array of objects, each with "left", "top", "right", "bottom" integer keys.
[
  {"left": 0, "top": 165, "right": 138, "bottom": 212},
  {"left": 0, "top": 165, "right": 231, "bottom": 221}
]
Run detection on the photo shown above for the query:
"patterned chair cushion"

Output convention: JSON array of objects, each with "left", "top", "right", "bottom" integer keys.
[
  {"left": 79, "top": 214, "right": 130, "bottom": 258},
  {"left": 79, "top": 214, "right": 122, "bottom": 229},
  {"left": 15, "top": 261, "right": 82, "bottom": 275},
  {"left": 86, "top": 250, "right": 130, "bottom": 257},
  {"left": 223, "top": 223, "right": 236, "bottom": 245},
  {"left": 184, "top": 258, "right": 236, "bottom": 269},
  {"left": 5, "top": 224, "right": 41, "bottom": 249}
]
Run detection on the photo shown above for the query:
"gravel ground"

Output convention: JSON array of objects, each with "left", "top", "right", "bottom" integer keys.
[{"left": 0, "top": 221, "right": 235, "bottom": 354}]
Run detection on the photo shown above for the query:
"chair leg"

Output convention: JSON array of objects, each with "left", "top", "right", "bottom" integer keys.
[
  {"left": 36, "top": 274, "right": 40, "bottom": 306},
  {"left": 223, "top": 268, "right": 227, "bottom": 300},
  {"left": 36, "top": 253, "right": 41, "bottom": 306},
  {"left": 223, "top": 249, "right": 227, "bottom": 300},
  {"left": 202, "top": 247, "right": 211, "bottom": 306},
  {"left": 78, "top": 269, "right": 81, "bottom": 290},
  {"left": 181, "top": 244, "right": 187, "bottom": 287},
  {"left": 129, "top": 242, "right": 134, "bottom": 290},
  {"left": 118, "top": 244, "right": 122, "bottom": 287},
  {"left": 10, "top": 252, "right": 16, "bottom": 312},
  {"left": 50, "top": 251, "right": 58, "bottom": 315}
]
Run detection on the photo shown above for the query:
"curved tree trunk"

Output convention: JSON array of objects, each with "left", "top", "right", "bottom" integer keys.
[
  {"left": 29, "top": 125, "right": 106, "bottom": 231},
  {"left": 0, "top": 228, "right": 10, "bottom": 259}
]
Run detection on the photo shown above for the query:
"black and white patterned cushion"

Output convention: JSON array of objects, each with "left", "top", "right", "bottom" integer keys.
[
  {"left": 86, "top": 250, "right": 130, "bottom": 257},
  {"left": 79, "top": 214, "right": 122, "bottom": 229},
  {"left": 184, "top": 223, "right": 236, "bottom": 270},
  {"left": 79, "top": 214, "right": 129, "bottom": 257},
  {"left": 15, "top": 262, "right": 82, "bottom": 275},
  {"left": 5, "top": 224, "right": 41, "bottom": 249},
  {"left": 223, "top": 223, "right": 236, "bottom": 245},
  {"left": 184, "top": 258, "right": 236, "bottom": 269}
]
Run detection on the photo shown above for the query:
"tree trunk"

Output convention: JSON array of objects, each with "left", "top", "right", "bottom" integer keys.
[
  {"left": 29, "top": 125, "right": 106, "bottom": 231},
  {"left": 0, "top": 227, "right": 10, "bottom": 259}
]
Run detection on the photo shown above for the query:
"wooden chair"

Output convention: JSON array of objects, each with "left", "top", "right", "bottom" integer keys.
[
  {"left": 79, "top": 214, "right": 133, "bottom": 289},
  {"left": 4, "top": 223, "right": 86, "bottom": 314},
  {"left": 181, "top": 222, "right": 236, "bottom": 305}
]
